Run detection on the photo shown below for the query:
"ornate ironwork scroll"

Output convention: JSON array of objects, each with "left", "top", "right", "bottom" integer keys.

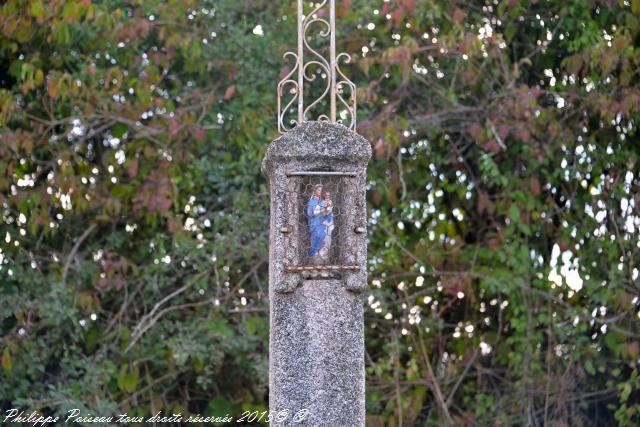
[{"left": 277, "top": 0, "right": 357, "bottom": 133}]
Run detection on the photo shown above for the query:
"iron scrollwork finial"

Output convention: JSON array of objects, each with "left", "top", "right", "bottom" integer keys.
[{"left": 277, "top": 0, "right": 357, "bottom": 133}]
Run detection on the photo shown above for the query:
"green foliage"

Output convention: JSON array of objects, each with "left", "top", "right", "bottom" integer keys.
[
  {"left": 1, "top": 0, "right": 639, "bottom": 425},
  {"left": 0, "top": 0, "right": 271, "bottom": 421}
]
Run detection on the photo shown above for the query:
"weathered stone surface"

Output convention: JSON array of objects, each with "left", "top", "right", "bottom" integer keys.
[
  {"left": 270, "top": 280, "right": 365, "bottom": 426},
  {"left": 263, "top": 121, "right": 371, "bottom": 426},
  {"left": 261, "top": 121, "right": 371, "bottom": 177}
]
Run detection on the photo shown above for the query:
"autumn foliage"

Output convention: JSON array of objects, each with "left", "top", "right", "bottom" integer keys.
[{"left": 1, "top": 0, "right": 640, "bottom": 425}]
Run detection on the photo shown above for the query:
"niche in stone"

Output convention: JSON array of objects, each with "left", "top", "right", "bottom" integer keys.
[{"left": 282, "top": 171, "right": 359, "bottom": 276}]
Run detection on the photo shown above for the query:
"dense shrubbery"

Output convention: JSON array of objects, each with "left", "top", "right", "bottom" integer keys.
[{"left": 1, "top": 0, "right": 639, "bottom": 425}]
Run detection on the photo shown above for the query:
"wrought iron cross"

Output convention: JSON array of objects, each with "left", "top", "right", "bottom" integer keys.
[{"left": 277, "top": 0, "right": 357, "bottom": 133}]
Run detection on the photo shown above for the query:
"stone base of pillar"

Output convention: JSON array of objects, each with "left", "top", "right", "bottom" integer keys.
[{"left": 269, "top": 279, "right": 365, "bottom": 427}]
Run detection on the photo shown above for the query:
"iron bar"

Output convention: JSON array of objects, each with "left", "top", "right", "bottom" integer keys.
[
  {"left": 297, "top": 0, "right": 304, "bottom": 124},
  {"left": 329, "top": 0, "right": 336, "bottom": 123},
  {"left": 284, "top": 265, "right": 360, "bottom": 272},
  {"left": 285, "top": 170, "right": 357, "bottom": 177}
]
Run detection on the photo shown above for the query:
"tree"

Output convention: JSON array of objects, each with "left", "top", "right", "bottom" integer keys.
[
  {"left": 1, "top": 0, "right": 639, "bottom": 425},
  {"left": 1, "top": 0, "right": 272, "bottom": 419},
  {"left": 356, "top": 0, "right": 640, "bottom": 425}
]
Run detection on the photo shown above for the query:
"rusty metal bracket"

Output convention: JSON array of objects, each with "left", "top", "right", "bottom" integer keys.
[{"left": 284, "top": 264, "right": 360, "bottom": 272}]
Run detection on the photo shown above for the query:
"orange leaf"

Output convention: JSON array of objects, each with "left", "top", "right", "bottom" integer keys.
[
  {"left": 2, "top": 349, "right": 11, "bottom": 371},
  {"left": 371, "top": 189, "right": 382, "bottom": 207},
  {"left": 530, "top": 178, "right": 541, "bottom": 197},
  {"left": 374, "top": 138, "right": 385, "bottom": 158},
  {"left": 224, "top": 85, "right": 236, "bottom": 100},
  {"left": 46, "top": 78, "right": 57, "bottom": 99}
]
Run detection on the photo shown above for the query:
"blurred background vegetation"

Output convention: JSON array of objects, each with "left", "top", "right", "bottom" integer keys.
[{"left": 1, "top": 0, "right": 640, "bottom": 425}]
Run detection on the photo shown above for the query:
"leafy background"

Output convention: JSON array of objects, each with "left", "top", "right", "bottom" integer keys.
[{"left": 1, "top": 0, "right": 639, "bottom": 425}]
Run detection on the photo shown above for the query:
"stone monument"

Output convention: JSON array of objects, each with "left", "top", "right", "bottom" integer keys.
[
  {"left": 262, "top": 121, "right": 370, "bottom": 426},
  {"left": 262, "top": 2, "right": 370, "bottom": 425}
]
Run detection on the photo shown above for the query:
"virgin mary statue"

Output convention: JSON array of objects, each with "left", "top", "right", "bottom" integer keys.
[{"left": 306, "top": 184, "right": 333, "bottom": 263}]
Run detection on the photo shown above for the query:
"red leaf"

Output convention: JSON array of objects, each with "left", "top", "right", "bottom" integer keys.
[
  {"left": 168, "top": 119, "right": 180, "bottom": 136},
  {"left": 127, "top": 159, "right": 138, "bottom": 178},
  {"left": 224, "top": 85, "right": 236, "bottom": 100},
  {"left": 389, "top": 46, "right": 410, "bottom": 64},
  {"left": 482, "top": 139, "right": 502, "bottom": 154},
  {"left": 463, "top": 69, "right": 475, "bottom": 84},
  {"left": 516, "top": 126, "right": 531, "bottom": 143},
  {"left": 392, "top": 9, "right": 404, "bottom": 27},
  {"left": 441, "top": 275, "right": 471, "bottom": 298},
  {"left": 530, "top": 178, "right": 541, "bottom": 197},
  {"left": 279, "top": 66, "right": 292, "bottom": 80},
  {"left": 402, "top": 0, "right": 414, "bottom": 13},
  {"left": 564, "top": 54, "right": 583, "bottom": 75},
  {"left": 467, "top": 122, "right": 483, "bottom": 140},
  {"left": 157, "top": 196, "right": 172, "bottom": 213},
  {"left": 192, "top": 126, "right": 205, "bottom": 141},
  {"left": 136, "top": 19, "right": 152, "bottom": 38},
  {"left": 529, "top": 86, "right": 541, "bottom": 98},
  {"left": 498, "top": 124, "right": 510, "bottom": 140},
  {"left": 452, "top": 8, "right": 465, "bottom": 24},
  {"left": 477, "top": 191, "right": 495, "bottom": 215},
  {"left": 487, "top": 235, "right": 501, "bottom": 250},
  {"left": 557, "top": 239, "right": 569, "bottom": 251}
]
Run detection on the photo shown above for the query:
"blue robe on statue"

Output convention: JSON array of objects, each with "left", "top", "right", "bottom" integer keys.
[{"left": 307, "top": 197, "right": 326, "bottom": 258}]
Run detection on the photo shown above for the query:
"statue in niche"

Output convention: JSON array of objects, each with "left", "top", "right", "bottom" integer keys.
[{"left": 306, "top": 184, "right": 334, "bottom": 264}]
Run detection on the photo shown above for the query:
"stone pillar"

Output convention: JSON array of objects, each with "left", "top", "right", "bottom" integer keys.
[{"left": 262, "top": 121, "right": 371, "bottom": 426}]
